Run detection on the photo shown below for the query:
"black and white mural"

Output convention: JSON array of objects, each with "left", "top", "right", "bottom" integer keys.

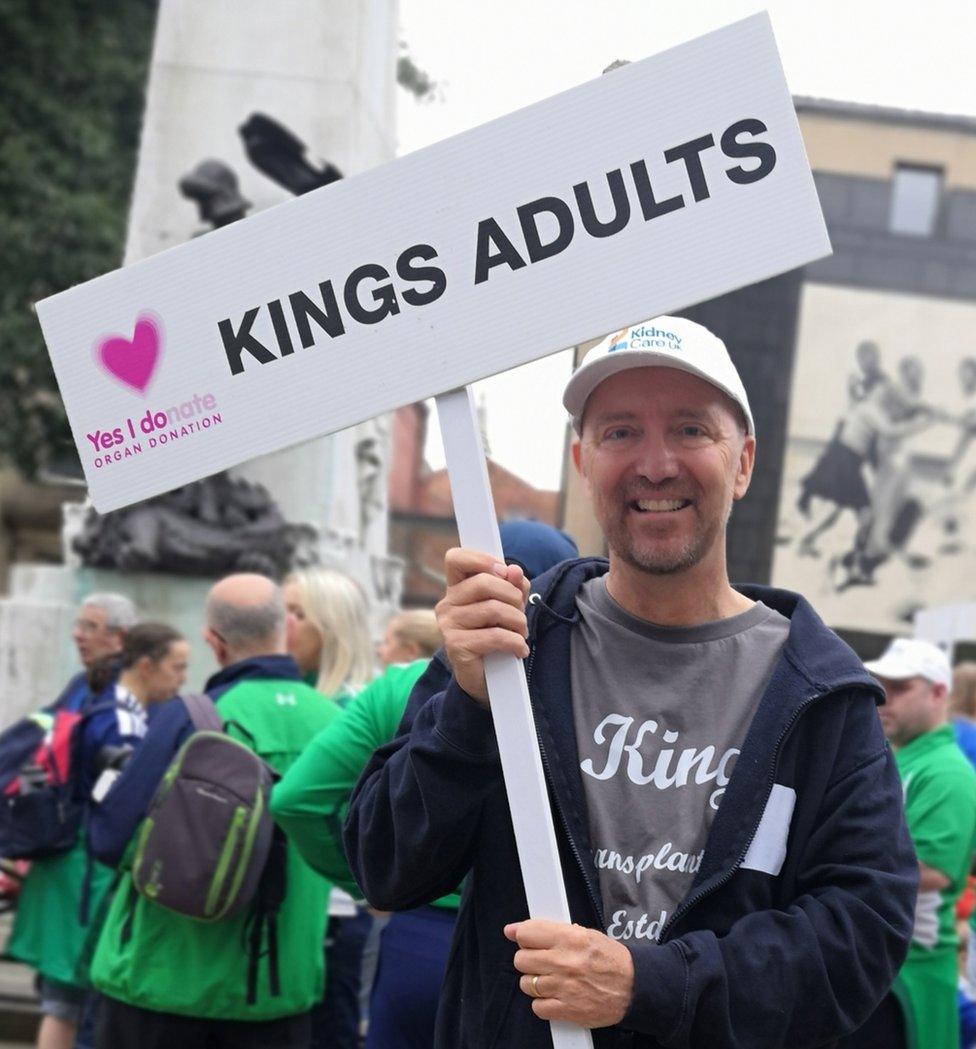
[{"left": 772, "top": 283, "right": 976, "bottom": 634}]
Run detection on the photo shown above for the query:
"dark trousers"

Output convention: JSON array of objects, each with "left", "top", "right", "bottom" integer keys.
[
  {"left": 94, "top": 995, "right": 311, "bottom": 1049},
  {"left": 75, "top": 991, "right": 100, "bottom": 1049},
  {"left": 366, "top": 906, "right": 457, "bottom": 1049},
  {"left": 836, "top": 993, "right": 907, "bottom": 1049},
  {"left": 310, "top": 908, "right": 374, "bottom": 1049}
]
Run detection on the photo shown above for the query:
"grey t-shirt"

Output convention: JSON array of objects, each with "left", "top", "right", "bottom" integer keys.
[{"left": 571, "top": 578, "right": 790, "bottom": 943}]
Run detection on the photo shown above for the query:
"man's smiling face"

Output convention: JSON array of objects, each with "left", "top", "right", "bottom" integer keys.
[{"left": 573, "top": 366, "right": 755, "bottom": 576}]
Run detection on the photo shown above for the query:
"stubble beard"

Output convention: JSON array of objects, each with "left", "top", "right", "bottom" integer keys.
[
  {"left": 608, "top": 518, "right": 714, "bottom": 576},
  {"left": 601, "top": 491, "right": 731, "bottom": 577}
]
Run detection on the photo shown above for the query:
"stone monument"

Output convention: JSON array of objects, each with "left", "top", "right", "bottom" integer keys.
[{"left": 0, "top": 0, "right": 402, "bottom": 724}]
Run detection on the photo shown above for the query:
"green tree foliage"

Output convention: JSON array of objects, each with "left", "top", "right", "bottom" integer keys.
[{"left": 0, "top": 0, "right": 157, "bottom": 477}]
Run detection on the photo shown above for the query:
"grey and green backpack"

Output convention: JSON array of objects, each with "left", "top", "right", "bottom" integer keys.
[{"left": 131, "top": 694, "right": 286, "bottom": 1003}]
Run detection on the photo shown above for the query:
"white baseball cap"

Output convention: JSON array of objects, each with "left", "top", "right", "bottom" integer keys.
[
  {"left": 864, "top": 638, "right": 952, "bottom": 689},
  {"left": 562, "top": 315, "right": 754, "bottom": 436}
]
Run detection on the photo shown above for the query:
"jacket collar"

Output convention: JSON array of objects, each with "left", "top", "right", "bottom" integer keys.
[
  {"left": 524, "top": 559, "right": 882, "bottom": 923},
  {"left": 204, "top": 654, "right": 301, "bottom": 700}
]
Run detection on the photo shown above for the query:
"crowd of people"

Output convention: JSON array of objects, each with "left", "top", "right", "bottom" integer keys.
[
  {"left": 4, "top": 313, "right": 976, "bottom": 1049},
  {"left": 1, "top": 520, "right": 577, "bottom": 1049}
]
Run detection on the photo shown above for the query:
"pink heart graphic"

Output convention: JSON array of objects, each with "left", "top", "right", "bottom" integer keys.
[{"left": 97, "top": 315, "right": 161, "bottom": 394}]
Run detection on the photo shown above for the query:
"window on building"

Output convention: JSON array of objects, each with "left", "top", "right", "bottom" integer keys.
[{"left": 889, "top": 164, "right": 943, "bottom": 235}]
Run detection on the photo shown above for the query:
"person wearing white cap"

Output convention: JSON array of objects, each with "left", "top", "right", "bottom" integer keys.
[
  {"left": 844, "top": 638, "right": 976, "bottom": 1049},
  {"left": 346, "top": 315, "right": 917, "bottom": 1049}
]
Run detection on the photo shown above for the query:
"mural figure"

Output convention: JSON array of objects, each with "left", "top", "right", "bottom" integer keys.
[{"left": 769, "top": 283, "right": 976, "bottom": 633}]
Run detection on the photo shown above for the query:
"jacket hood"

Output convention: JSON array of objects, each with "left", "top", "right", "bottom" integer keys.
[
  {"left": 736, "top": 583, "right": 883, "bottom": 702},
  {"left": 528, "top": 558, "right": 882, "bottom": 704}
]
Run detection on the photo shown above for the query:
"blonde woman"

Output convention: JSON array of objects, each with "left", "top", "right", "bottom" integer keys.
[
  {"left": 283, "top": 568, "right": 374, "bottom": 705},
  {"left": 282, "top": 566, "right": 376, "bottom": 1049}
]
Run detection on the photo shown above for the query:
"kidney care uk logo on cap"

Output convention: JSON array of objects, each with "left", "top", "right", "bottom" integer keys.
[
  {"left": 85, "top": 311, "right": 224, "bottom": 471},
  {"left": 609, "top": 323, "right": 684, "bottom": 353}
]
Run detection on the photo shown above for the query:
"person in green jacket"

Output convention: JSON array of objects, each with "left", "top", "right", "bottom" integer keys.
[
  {"left": 273, "top": 658, "right": 454, "bottom": 900},
  {"left": 273, "top": 657, "right": 460, "bottom": 1049},
  {"left": 86, "top": 574, "right": 341, "bottom": 1049},
  {"left": 842, "top": 638, "right": 976, "bottom": 1049},
  {"left": 274, "top": 522, "right": 579, "bottom": 1048}
]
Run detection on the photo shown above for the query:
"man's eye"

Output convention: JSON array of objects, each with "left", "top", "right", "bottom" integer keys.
[
  {"left": 604, "top": 427, "right": 633, "bottom": 441},
  {"left": 679, "top": 425, "right": 705, "bottom": 438}
]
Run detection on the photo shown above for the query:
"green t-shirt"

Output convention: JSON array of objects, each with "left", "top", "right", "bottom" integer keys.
[
  {"left": 893, "top": 723, "right": 976, "bottom": 1049},
  {"left": 272, "top": 660, "right": 461, "bottom": 910}
]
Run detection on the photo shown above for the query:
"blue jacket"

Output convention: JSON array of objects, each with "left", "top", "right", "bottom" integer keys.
[
  {"left": 345, "top": 558, "right": 918, "bottom": 1049},
  {"left": 89, "top": 654, "right": 301, "bottom": 867},
  {"left": 953, "top": 718, "right": 976, "bottom": 772}
]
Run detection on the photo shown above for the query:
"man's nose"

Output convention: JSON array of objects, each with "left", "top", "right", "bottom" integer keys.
[{"left": 634, "top": 434, "right": 680, "bottom": 484}]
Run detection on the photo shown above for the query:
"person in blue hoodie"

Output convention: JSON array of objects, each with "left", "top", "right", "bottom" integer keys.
[{"left": 345, "top": 316, "right": 919, "bottom": 1049}]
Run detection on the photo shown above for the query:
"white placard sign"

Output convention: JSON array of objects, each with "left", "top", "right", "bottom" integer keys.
[
  {"left": 37, "top": 12, "right": 828, "bottom": 513},
  {"left": 915, "top": 602, "right": 976, "bottom": 663}
]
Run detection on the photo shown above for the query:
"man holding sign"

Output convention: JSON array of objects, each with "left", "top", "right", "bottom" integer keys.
[{"left": 346, "top": 317, "right": 918, "bottom": 1047}]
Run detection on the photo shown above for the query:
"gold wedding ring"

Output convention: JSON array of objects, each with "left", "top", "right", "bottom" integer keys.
[{"left": 531, "top": 974, "right": 543, "bottom": 999}]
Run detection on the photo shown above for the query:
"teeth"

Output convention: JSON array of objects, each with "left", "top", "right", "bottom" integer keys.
[{"left": 636, "top": 499, "right": 686, "bottom": 512}]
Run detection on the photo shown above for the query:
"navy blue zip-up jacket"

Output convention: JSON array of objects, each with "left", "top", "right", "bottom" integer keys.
[
  {"left": 345, "top": 558, "right": 917, "bottom": 1049},
  {"left": 89, "top": 655, "right": 301, "bottom": 867}
]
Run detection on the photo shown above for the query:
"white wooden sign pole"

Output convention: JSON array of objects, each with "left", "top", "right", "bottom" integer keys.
[{"left": 437, "top": 387, "right": 593, "bottom": 1049}]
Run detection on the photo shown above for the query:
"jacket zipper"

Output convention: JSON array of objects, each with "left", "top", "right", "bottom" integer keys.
[
  {"left": 525, "top": 642, "right": 605, "bottom": 927},
  {"left": 657, "top": 689, "right": 835, "bottom": 944}
]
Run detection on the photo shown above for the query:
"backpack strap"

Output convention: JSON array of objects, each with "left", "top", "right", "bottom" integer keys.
[
  {"left": 245, "top": 823, "right": 287, "bottom": 1005},
  {"left": 181, "top": 694, "right": 224, "bottom": 733},
  {"left": 78, "top": 830, "right": 95, "bottom": 926}
]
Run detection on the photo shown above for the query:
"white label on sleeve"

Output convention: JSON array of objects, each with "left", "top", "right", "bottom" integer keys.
[{"left": 741, "top": 784, "right": 796, "bottom": 876}]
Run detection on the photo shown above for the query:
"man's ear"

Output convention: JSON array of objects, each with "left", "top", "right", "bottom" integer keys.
[
  {"left": 732, "top": 434, "right": 756, "bottom": 501},
  {"left": 203, "top": 627, "right": 225, "bottom": 664},
  {"left": 572, "top": 438, "right": 591, "bottom": 497}
]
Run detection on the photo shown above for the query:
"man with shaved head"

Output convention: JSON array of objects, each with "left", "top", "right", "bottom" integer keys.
[{"left": 88, "top": 573, "right": 341, "bottom": 1048}]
